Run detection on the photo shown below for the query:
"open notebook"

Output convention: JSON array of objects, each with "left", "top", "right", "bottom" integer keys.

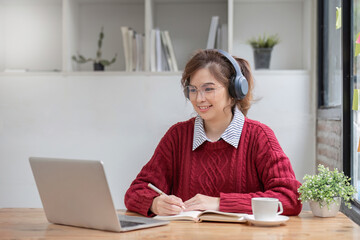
[{"left": 154, "top": 210, "right": 247, "bottom": 223}]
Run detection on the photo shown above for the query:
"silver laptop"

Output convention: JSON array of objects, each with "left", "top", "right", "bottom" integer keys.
[{"left": 29, "top": 157, "right": 169, "bottom": 232}]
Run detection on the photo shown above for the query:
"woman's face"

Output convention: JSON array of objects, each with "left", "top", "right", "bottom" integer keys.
[{"left": 188, "top": 68, "right": 233, "bottom": 124}]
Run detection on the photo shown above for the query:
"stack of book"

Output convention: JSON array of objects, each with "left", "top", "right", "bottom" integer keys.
[
  {"left": 121, "top": 27, "right": 178, "bottom": 72},
  {"left": 121, "top": 16, "right": 224, "bottom": 72},
  {"left": 206, "top": 16, "right": 228, "bottom": 50},
  {"left": 150, "top": 28, "right": 178, "bottom": 72},
  {"left": 121, "top": 26, "right": 145, "bottom": 72}
]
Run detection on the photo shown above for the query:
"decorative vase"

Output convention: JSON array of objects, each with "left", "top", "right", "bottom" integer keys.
[
  {"left": 309, "top": 197, "right": 341, "bottom": 217},
  {"left": 94, "top": 63, "right": 104, "bottom": 71},
  {"left": 253, "top": 48, "right": 273, "bottom": 69}
]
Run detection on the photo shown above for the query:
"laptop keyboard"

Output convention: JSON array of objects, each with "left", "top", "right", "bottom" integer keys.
[{"left": 120, "top": 220, "right": 146, "bottom": 228}]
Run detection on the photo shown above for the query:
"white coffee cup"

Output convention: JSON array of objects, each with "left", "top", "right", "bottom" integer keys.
[{"left": 251, "top": 197, "right": 283, "bottom": 221}]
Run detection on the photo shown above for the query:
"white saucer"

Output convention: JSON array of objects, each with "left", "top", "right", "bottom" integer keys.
[{"left": 245, "top": 215, "right": 289, "bottom": 227}]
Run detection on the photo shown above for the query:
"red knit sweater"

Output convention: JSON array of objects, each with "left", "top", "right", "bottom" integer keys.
[{"left": 124, "top": 117, "right": 302, "bottom": 216}]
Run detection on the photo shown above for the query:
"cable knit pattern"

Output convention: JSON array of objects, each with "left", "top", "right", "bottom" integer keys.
[{"left": 124, "top": 118, "right": 302, "bottom": 217}]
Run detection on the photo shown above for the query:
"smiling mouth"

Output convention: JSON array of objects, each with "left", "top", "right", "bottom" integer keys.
[{"left": 198, "top": 105, "right": 212, "bottom": 111}]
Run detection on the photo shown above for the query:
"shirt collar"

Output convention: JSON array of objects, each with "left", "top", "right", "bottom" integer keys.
[{"left": 192, "top": 107, "right": 245, "bottom": 151}]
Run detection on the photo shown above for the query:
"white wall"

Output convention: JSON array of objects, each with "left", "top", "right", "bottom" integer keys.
[
  {"left": 247, "top": 70, "right": 315, "bottom": 181},
  {"left": 0, "top": 74, "right": 193, "bottom": 208},
  {"left": 0, "top": 72, "right": 315, "bottom": 209}
]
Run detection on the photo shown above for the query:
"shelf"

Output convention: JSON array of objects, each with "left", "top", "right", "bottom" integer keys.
[
  {"left": 0, "top": 0, "right": 63, "bottom": 72},
  {"left": 64, "top": 0, "right": 145, "bottom": 72},
  {"left": 149, "top": 0, "right": 227, "bottom": 70},
  {"left": 0, "top": 0, "right": 314, "bottom": 73},
  {"left": 230, "top": 0, "right": 312, "bottom": 70}
]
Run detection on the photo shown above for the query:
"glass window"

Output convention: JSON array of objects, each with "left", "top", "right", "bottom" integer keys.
[{"left": 320, "top": 0, "right": 342, "bottom": 107}]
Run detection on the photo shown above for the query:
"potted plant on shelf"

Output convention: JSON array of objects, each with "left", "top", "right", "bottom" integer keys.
[
  {"left": 247, "top": 34, "right": 280, "bottom": 69},
  {"left": 298, "top": 164, "right": 357, "bottom": 217},
  {"left": 72, "top": 27, "right": 117, "bottom": 71}
]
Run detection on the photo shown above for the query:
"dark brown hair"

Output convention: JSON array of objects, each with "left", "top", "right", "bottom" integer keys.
[{"left": 181, "top": 49, "right": 254, "bottom": 116}]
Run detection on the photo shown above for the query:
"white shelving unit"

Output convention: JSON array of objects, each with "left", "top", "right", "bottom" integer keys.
[
  {"left": 230, "top": 0, "right": 312, "bottom": 70},
  {"left": 0, "top": 0, "right": 313, "bottom": 73}
]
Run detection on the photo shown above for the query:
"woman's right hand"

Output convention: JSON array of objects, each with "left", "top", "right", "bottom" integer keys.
[{"left": 150, "top": 194, "right": 185, "bottom": 216}]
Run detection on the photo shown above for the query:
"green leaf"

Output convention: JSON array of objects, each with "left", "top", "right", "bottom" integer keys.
[
  {"left": 298, "top": 164, "right": 357, "bottom": 209},
  {"left": 97, "top": 50, "right": 102, "bottom": 59},
  {"left": 110, "top": 54, "right": 117, "bottom": 64},
  {"left": 72, "top": 54, "right": 94, "bottom": 64},
  {"left": 99, "top": 60, "right": 110, "bottom": 66},
  {"left": 99, "top": 53, "right": 117, "bottom": 66},
  {"left": 247, "top": 34, "right": 280, "bottom": 48}
]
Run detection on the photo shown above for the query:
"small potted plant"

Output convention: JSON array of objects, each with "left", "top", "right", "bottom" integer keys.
[
  {"left": 298, "top": 164, "right": 357, "bottom": 217},
  {"left": 72, "top": 27, "right": 117, "bottom": 71},
  {"left": 247, "top": 34, "right": 280, "bottom": 69}
]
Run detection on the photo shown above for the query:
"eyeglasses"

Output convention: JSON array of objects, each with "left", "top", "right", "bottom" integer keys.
[{"left": 184, "top": 84, "right": 223, "bottom": 100}]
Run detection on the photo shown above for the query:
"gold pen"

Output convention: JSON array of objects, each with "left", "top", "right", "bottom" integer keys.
[
  {"left": 147, "top": 183, "right": 168, "bottom": 196},
  {"left": 147, "top": 183, "right": 185, "bottom": 209}
]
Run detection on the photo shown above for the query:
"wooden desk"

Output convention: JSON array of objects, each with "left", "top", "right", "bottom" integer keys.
[{"left": 0, "top": 208, "right": 359, "bottom": 240}]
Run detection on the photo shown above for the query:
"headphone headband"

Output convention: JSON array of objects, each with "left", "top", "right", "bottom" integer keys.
[
  {"left": 217, "top": 49, "right": 248, "bottom": 100},
  {"left": 217, "top": 49, "right": 242, "bottom": 80}
]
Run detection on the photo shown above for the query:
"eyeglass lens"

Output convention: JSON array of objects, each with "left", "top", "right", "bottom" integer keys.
[{"left": 186, "top": 83, "right": 218, "bottom": 99}]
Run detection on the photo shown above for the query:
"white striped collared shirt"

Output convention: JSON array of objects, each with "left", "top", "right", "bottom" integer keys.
[{"left": 192, "top": 107, "right": 245, "bottom": 151}]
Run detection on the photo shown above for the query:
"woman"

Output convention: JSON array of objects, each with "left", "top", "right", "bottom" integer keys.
[{"left": 124, "top": 49, "right": 302, "bottom": 217}]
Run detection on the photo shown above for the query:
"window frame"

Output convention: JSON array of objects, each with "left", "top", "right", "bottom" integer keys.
[
  {"left": 341, "top": 0, "right": 360, "bottom": 224},
  {"left": 318, "top": 0, "right": 343, "bottom": 111}
]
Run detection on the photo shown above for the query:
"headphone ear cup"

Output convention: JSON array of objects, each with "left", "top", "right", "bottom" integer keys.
[
  {"left": 184, "top": 87, "right": 190, "bottom": 99},
  {"left": 237, "top": 75, "right": 248, "bottom": 99},
  {"left": 231, "top": 75, "right": 248, "bottom": 100},
  {"left": 217, "top": 49, "right": 248, "bottom": 100},
  {"left": 228, "top": 75, "right": 237, "bottom": 99}
]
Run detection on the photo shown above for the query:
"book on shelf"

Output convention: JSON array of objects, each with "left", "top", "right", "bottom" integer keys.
[
  {"left": 122, "top": 26, "right": 177, "bottom": 72},
  {"left": 151, "top": 28, "right": 178, "bottom": 72},
  {"left": 216, "top": 26, "right": 222, "bottom": 49},
  {"left": 160, "top": 32, "right": 170, "bottom": 71},
  {"left": 220, "top": 23, "right": 228, "bottom": 50},
  {"left": 206, "top": 16, "right": 219, "bottom": 49},
  {"left": 135, "top": 33, "right": 145, "bottom": 71},
  {"left": 206, "top": 16, "right": 228, "bottom": 51},
  {"left": 155, "top": 29, "right": 162, "bottom": 72},
  {"left": 120, "top": 26, "right": 130, "bottom": 71},
  {"left": 121, "top": 26, "right": 145, "bottom": 72},
  {"left": 153, "top": 210, "right": 247, "bottom": 223},
  {"left": 128, "top": 28, "right": 136, "bottom": 71},
  {"left": 164, "top": 31, "right": 178, "bottom": 72},
  {"left": 161, "top": 31, "right": 173, "bottom": 71},
  {"left": 150, "top": 29, "right": 157, "bottom": 72}
]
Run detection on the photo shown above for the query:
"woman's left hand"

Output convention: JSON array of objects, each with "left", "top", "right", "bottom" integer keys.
[{"left": 184, "top": 194, "right": 220, "bottom": 211}]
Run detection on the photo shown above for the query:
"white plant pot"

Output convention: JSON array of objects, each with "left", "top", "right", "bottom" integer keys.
[{"left": 309, "top": 197, "right": 341, "bottom": 217}]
